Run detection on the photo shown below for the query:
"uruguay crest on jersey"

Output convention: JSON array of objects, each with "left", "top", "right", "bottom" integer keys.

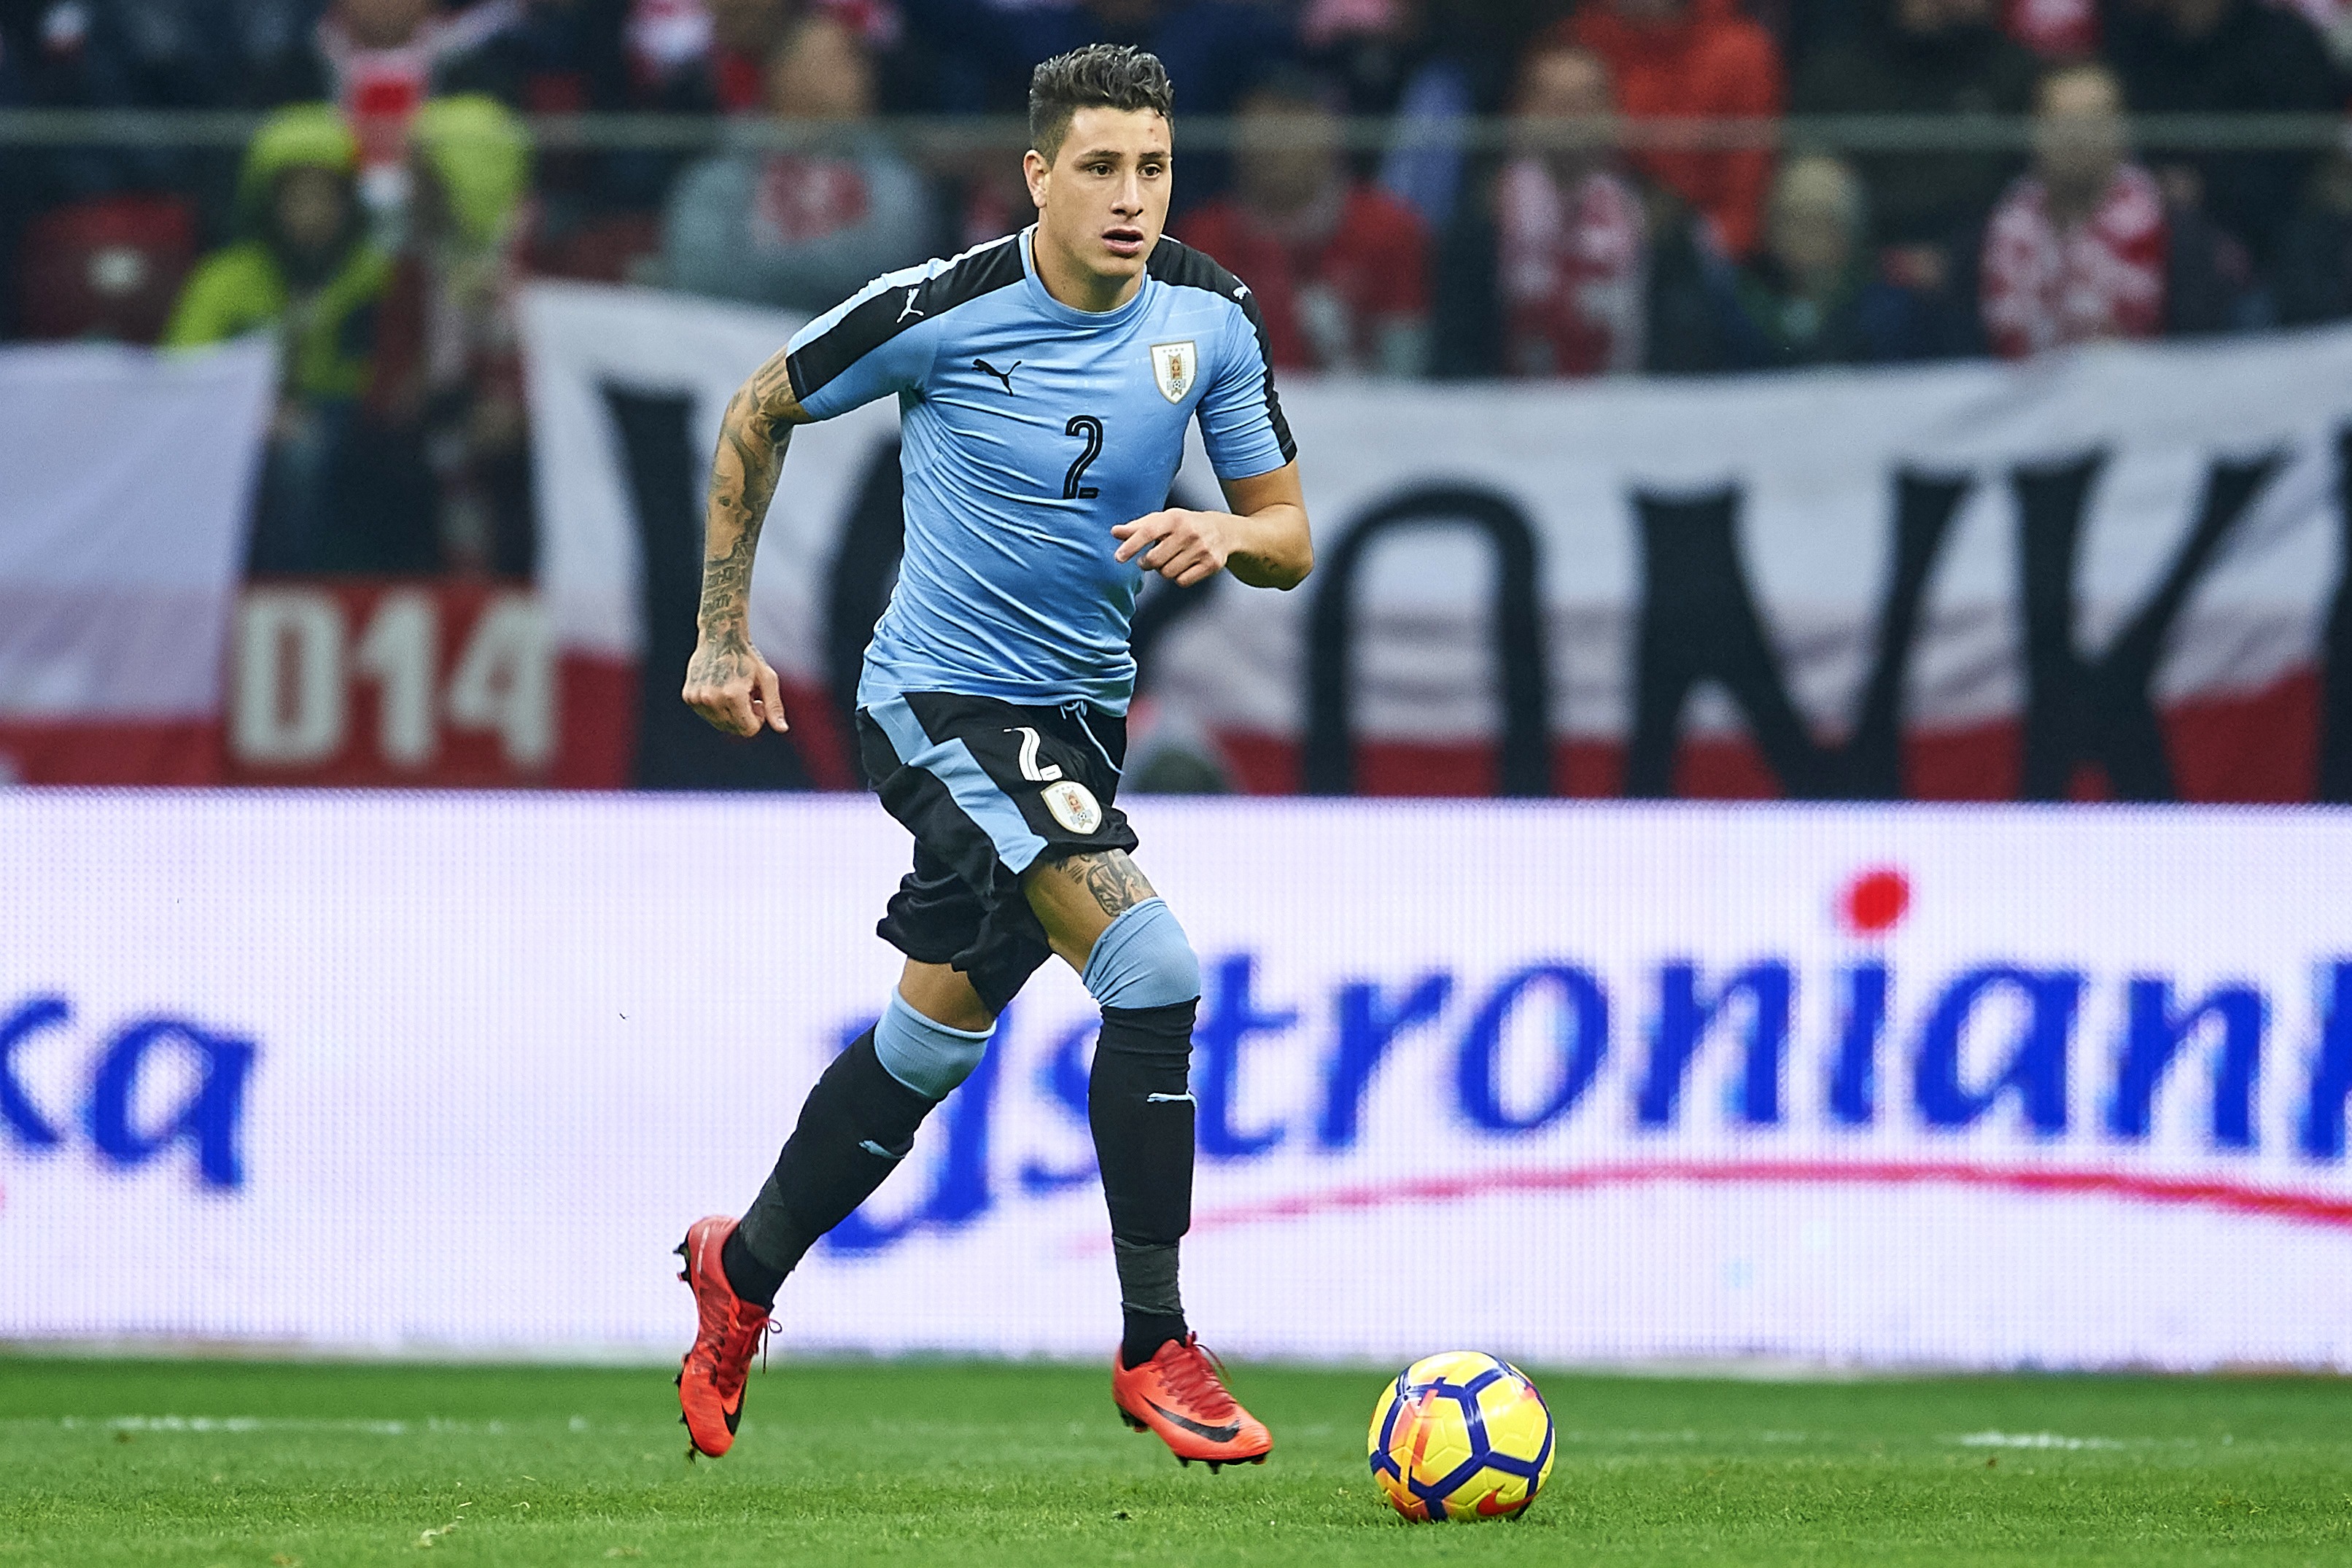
[{"left": 1151, "top": 340, "right": 1198, "bottom": 403}]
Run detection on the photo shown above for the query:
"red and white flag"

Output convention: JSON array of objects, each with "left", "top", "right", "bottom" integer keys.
[{"left": 0, "top": 340, "right": 272, "bottom": 783}]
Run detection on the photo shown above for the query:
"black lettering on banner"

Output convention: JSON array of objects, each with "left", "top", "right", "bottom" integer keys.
[
  {"left": 1623, "top": 473, "right": 1970, "bottom": 799},
  {"left": 600, "top": 383, "right": 812, "bottom": 791},
  {"left": 1303, "top": 485, "right": 1550, "bottom": 796},
  {"left": 1063, "top": 415, "right": 1104, "bottom": 500},
  {"left": 2013, "top": 451, "right": 2283, "bottom": 801},
  {"left": 2320, "top": 430, "right": 2352, "bottom": 802},
  {"left": 823, "top": 438, "right": 908, "bottom": 778}
]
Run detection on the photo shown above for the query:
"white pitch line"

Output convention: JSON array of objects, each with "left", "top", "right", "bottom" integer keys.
[
  {"left": 1955, "top": 1430, "right": 2127, "bottom": 1450},
  {"left": 35, "top": 1416, "right": 626, "bottom": 1436}
]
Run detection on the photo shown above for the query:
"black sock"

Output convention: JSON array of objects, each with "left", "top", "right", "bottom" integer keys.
[
  {"left": 1122, "top": 1311, "right": 1189, "bottom": 1370},
  {"left": 720, "top": 1227, "right": 787, "bottom": 1307},
  {"left": 1113, "top": 1238, "right": 1187, "bottom": 1365},
  {"left": 1091, "top": 1000, "right": 1197, "bottom": 1365},
  {"left": 729, "top": 1028, "right": 938, "bottom": 1307}
]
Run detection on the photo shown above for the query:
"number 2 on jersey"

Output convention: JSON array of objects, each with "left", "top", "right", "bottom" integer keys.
[{"left": 1063, "top": 415, "right": 1103, "bottom": 500}]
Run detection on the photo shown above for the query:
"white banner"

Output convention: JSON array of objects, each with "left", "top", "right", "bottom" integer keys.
[
  {"left": 7, "top": 792, "right": 2352, "bottom": 1367},
  {"left": 0, "top": 339, "right": 274, "bottom": 783},
  {"left": 522, "top": 282, "right": 2352, "bottom": 799}
]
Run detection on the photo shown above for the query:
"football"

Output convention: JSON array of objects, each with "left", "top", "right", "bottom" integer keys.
[{"left": 1367, "top": 1351, "right": 1556, "bottom": 1522}]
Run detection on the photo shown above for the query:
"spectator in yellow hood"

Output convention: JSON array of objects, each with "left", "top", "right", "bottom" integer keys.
[
  {"left": 165, "top": 104, "right": 401, "bottom": 571},
  {"left": 168, "top": 105, "right": 390, "bottom": 408}
]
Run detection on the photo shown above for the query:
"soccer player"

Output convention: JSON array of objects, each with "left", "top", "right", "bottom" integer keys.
[{"left": 670, "top": 44, "right": 1311, "bottom": 1471}]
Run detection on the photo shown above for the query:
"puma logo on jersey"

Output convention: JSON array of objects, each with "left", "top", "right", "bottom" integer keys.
[
  {"left": 973, "top": 357, "right": 1020, "bottom": 392},
  {"left": 898, "top": 287, "right": 925, "bottom": 321}
]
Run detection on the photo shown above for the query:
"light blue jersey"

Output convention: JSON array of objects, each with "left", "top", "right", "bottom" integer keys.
[{"left": 785, "top": 226, "right": 1295, "bottom": 713}]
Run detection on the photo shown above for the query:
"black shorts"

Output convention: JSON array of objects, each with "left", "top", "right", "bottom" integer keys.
[{"left": 856, "top": 691, "right": 1139, "bottom": 1015}]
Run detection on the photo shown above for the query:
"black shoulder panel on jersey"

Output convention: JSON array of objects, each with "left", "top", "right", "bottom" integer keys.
[
  {"left": 1147, "top": 237, "right": 1297, "bottom": 465},
  {"left": 787, "top": 235, "right": 1026, "bottom": 405}
]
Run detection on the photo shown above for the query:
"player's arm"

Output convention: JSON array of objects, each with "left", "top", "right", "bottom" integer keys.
[
  {"left": 681, "top": 347, "right": 814, "bottom": 737},
  {"left": 1111, "top": 460, "right": 1313, "bottom": 591}
]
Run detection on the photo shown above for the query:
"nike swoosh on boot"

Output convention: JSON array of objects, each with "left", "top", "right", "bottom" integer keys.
[{"left": 1146, "top": 1400, "right": 1241, "bottom": 1443}]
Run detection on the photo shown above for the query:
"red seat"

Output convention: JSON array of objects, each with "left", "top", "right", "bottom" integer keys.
[{"left": 18, "top": 195, "right": 201, "bottom": 344}]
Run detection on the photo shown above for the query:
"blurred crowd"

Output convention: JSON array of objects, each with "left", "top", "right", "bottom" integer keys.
[{"left": 9, "top": 0, "right": 2352, "bottom": 573}]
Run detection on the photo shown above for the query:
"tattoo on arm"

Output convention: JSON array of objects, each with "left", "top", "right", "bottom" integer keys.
[
  {"left": 1057, "top": 851, "right": 1156, "bottom": 918},
  {"left": 696, "top": 346, "right": 802, "bottom": 645},
  {"left": 693, "top": 526, "right": 761, "bottom": 655}
]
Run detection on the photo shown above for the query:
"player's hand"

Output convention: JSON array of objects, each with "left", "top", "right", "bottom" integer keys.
[
  {"left": 1112, "top": 508, "right": 1230, "bottom": 586},
  {"left": 682, "top": 631, "right": 789, "bottom": 737}
]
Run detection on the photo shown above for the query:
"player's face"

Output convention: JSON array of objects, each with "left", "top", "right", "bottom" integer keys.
[{"left": 1028, "top": 107, "right": 1173, "bottom": 290}]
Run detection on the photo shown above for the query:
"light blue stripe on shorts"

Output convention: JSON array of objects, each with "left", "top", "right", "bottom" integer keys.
[{"left": 863, "top": 695, "right": 1050, "bottom": 874}]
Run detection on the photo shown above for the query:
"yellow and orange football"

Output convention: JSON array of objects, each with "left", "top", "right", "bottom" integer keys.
[{"left": 1367, "top": 1351, "right": 1555, "bottom": 1522}]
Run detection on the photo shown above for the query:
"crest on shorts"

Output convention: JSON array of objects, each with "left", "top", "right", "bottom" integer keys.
[
  {"left": 1150, "top": 341, "right": 1198, "bottom": 404},
  {"left": 1041, "top": 780, "right": 1103, "bottom": 834}
]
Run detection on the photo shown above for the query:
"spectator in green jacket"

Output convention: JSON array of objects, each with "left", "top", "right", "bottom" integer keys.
[
  {"left": 166, "top": 104, "right": 400, "bottom": 570},
  {"left": 168, "top": 104, "right": 389, "bottom": 400}
]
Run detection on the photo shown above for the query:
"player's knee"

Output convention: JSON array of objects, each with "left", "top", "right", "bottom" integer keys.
[
  {"left": 1080, "top": 897, "right": 1201, "bottom": 1012},
  {"left": 872, "top": 988, "right": 993, "bottom": 1101}
]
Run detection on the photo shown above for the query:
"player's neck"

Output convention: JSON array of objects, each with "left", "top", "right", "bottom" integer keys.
[{"left": 1030, "top": 226, "right": 1145, "bottom": 314}]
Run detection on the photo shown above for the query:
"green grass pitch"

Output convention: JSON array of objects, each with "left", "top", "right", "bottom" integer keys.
[{"left": 3, "top": 1357, "right": 2348, "bottom": 1566}]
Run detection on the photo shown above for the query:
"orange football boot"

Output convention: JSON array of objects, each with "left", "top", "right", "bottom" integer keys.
[
  {"left": 673, "top": 1215, "right": 771, "bottom": 1459},
  {"left": 1111, "top": 1334, "right": 1272, "bottom": 1471}
]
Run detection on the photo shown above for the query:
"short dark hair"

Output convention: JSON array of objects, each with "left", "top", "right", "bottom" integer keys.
[{"left": 1028, "top": 44, "right": 1174, "bottom": 163}]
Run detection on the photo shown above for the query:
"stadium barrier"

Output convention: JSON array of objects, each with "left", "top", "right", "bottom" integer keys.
[
  {"left": 12, "top": 307, "right": 2352, "bottom": 800},
  {"left": 6, "top": 788, "right": 2352, "bottom": 1367},
  {"left": 4, "top": 108, "right": 2347, "bottom": 156}
]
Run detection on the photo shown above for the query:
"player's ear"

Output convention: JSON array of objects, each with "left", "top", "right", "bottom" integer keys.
[{"left": 1023, "top": 148, "right": 1050, "bottom": 213}]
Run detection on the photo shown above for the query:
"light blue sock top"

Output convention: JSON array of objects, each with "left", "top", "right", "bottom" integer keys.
[
  {"left": 1080, "top": 897, "right": 1203, "bottom": 1011},
  {"left": 872, "top": 987, "right": 993, "bottom": 1101}
]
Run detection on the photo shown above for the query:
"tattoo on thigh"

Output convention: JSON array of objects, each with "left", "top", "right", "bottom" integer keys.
[{"left": 1060, "top": 851, "right": 1154, "bottom": 918}]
